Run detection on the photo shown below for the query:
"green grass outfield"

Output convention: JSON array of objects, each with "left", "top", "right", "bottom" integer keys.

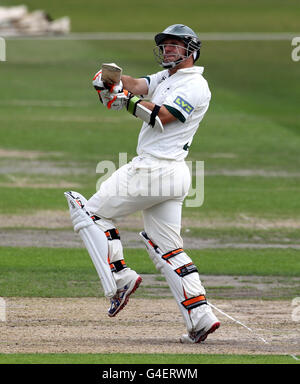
[
  {"left": 0, "top": 353, "right": 298, "bottom": 364},
  {"left": 0, "top": 246, "right": 299, "bottom": 298},
  {"left": 2, "top": 0, "right": 300, "bottom": 32},
  {"left": 0, "top": 247, "right": 300, "bottom": 297}
]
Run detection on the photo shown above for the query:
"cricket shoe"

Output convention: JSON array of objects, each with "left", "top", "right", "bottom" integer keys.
[
  {"left": 180, "top": 305, "right": 220, "bottom": 344},
  {"left": 108, "top": 269, "right": 142, "bottom": 317}
]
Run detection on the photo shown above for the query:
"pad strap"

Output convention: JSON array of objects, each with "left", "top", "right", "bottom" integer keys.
[
  {"left": 105, "top": 228, "right": 120, "bottom": 241},
  {"left": 162, "top": 248, "right": 184, "bottom": 261},
  {"left": 110, "top": 259, "right": 127, "bottom": 272},
  {"left": 175, "top": 262, "right": 198, "bottom": 277},
  {"left": 181, "top": 295, "right": 207, "bottom": 310}
]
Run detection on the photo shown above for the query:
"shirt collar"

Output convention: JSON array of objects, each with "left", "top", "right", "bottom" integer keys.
[{"left": 176, "top": 66, "right": 204, "bottom": 75}]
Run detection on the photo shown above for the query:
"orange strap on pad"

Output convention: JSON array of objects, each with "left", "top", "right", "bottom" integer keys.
[
  {"left": 110, "top": 259, "right": 127, "bottom": 272},
  {"left": 181, "top": 295, "right": 207, "bottom": 311},
  {"left": 105, "top": 228, "right": 120, "bottom": 241},
  {"left": 162, "top": 248, "right": 184, "bottom": 261}
]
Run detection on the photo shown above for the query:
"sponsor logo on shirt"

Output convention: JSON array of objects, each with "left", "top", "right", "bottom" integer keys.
[{"left": 174, "top": 96, "right": 194, "bottom": 114}]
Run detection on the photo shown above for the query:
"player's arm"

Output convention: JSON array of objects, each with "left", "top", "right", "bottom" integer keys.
[
  {"left": 121, "top": 75, "right": 148, "bottom": 96},
  {"left": 121, "top": 76, "right": 178, "bottom": 123},
  {"left": 139, "top": 101, "right": 177, "bottom": 125}
]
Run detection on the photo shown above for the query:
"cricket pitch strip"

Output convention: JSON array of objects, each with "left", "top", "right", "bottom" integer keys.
[{"left": 1, "top": 298, "right": 299, "bottom": 356}]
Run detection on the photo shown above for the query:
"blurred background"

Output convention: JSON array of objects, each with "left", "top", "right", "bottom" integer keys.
[{"left": 0, "top": 0, "right": 300, "bottom": 244}]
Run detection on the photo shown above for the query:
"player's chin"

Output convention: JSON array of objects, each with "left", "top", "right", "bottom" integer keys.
[{"left": 164, "top": 55, "right": 178, "bottom": 62}]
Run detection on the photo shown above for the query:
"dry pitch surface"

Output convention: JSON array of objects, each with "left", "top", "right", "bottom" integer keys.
[{"left": 1, "top": 297, "right": 299, "bottom": 356}]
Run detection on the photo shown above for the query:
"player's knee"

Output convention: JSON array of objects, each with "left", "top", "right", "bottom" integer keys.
[{"left": 146, "top": 233, "right": 183, "bottom": 255}]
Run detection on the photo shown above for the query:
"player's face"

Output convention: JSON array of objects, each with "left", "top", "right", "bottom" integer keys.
[{"left": 160, "top": 38, "right": 187, "bottom": 63}]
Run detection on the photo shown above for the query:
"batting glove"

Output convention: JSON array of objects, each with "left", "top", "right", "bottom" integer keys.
[
  {"left": 92, "top": 70, "right": 123, "bottom": 93},
  {"left": 108, "top": 91, "right": 144, "bottom": 112},
  {"left": 104, "top": 90, "right": 131, "bottom": 111}
]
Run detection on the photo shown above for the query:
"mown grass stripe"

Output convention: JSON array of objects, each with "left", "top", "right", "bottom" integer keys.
[
  {"left": 0, "top": 353, "right": 299, "bottom": 364},
  {"left": 0, "top": 247, "right": 299, "bottom": 297}
]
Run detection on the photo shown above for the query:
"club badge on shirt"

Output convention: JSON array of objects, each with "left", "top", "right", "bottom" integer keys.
[{"left": 174, "top": 96, "right": 194, "bottom": 114}]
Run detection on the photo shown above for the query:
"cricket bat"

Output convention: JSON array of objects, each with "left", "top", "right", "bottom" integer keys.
[{"left": 101, "top": 63, "right": 122, "bottom": 86}]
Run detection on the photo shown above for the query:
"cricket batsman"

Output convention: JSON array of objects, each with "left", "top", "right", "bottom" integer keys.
[{"left": 65, "top": 24, "right": 220, "bottom": 343}]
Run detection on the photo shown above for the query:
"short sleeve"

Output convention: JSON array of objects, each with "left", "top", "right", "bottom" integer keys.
[
  {"left": 163, "top": 78, "right": 210, "bottom": 123},
  {"left": 163, "top": 87, "right": 196, "bottom": 123},
  {"left": 142, "top": 70, "right": 169, "bottom": 99}
]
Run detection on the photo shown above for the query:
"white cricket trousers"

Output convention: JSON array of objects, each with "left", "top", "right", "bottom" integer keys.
[
  {"left": 86, "top": 154, "right": 209, "bottom": 333},
  {"left": 85, "top": 154, "right": 191, "bottom": 254}
]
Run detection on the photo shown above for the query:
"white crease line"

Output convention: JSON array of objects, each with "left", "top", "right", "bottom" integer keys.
[{"left": 208, "top": 301, "right": 300, "bottom": 362}]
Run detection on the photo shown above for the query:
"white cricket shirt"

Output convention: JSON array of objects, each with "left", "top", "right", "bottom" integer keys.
[{"left": 136, "top": 66, "right": 211, "bottom": 161}]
